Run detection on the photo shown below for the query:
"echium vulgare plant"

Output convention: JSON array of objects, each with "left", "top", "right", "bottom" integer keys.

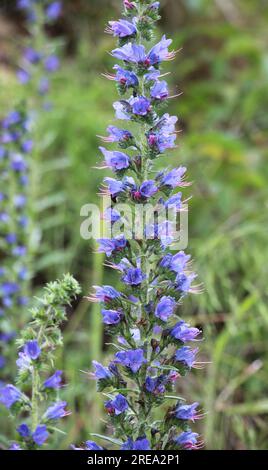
[
  {"left": 0, "top": 274, "right": 81, "bottom": 450},
  {"left": 78, "top": 0, "right": 204, "bottom": 451},
  {"left": 17, "top": 0, "right": 61, "bottom": 105},
  {"left": 0, "top": 109, "right": 32, "bottom": 384}
]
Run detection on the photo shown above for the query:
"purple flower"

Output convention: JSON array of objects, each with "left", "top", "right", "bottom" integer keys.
[
  {"left": 112, "top": 43, "right": 146, "bottom": 64},
  {"left": 103, "top": 177, "right": 124, "bottom": 197},
  {"left": 1, "top": 282, "right": 19, "bottom": 296},
  {"left": 9, "top": 443, "right": 22, "bottom": 450},
  {"left": 45, "top": 55, "right": 60, "bottom": 72},
  {"left": 2, "top": 111, "right": 21, "bottom": 128},
  {"left": 14, "top": 194, "right": 27, "bottom": 208},
  {"left": 150, "top": 81, "right": 169, "bottom": 100},
  {"left": 123, "top": 1, "right": 135, "bottom": 10},
  {"left": 6, "top": 233, "right": 17, "bottom": 244},
  {"left": 174, "top": 430, "right": 199, "bottom": 449},
  {"left": 131, "top": 96, "right": 151, "bottom": 116},
  {"left": 167, "top": 251, "right": 191, "bottom": 273},
  {"left": 113, "top": 65, "right": 139, "bottom": 88},
  {"left": 108, "top": 19, "right": 137, "bottom": 38},
  {"left": 139, "top": 180, "right": 158, "bottom": 198},
  {"left": 24, "top": 340, "right": 41, "bottom": 360},
  {"left": 171, "top": 321, "right": 201, "bottom": 343},
  {"left": 176, "top": 272, "right": 197, "bottom": 293},
  {"left": 114, "top": 348, "right": 146, "bottom": 373},
  {"left": 85, "top": 441, "right": 103, "bottom": 450},
  {"left": 0, "top": 384, "right": 21, "bottom": 408},
  {"left": 17, "top": 423, "right": 31, "bottom": 438},
  {"left": 46, "top": 1, "right": 62, "bottom": 21},
  {"left": 101, "top": 309, "right": 122, "bottom": 325},
  {"left": 43, "top": 370, "right": 63, "bottom": 389},
  {"left": 122, "top": 268, "right": 146, "bottom": 286},
  {"left": 164, "top": 193, "right": 182, "bottom": 210},
  {"left": 97, "top": 236, "right": 127, "bottom": 257},
  {"left": 105, "top": 393, "right": 128, "bottom": 415},
  {"left": 12, "top": 245, "right": 27, "bottom": 256},
  {"left": 113, "top": 101, "right": 131, "bottom": 120},
  {"left": 99, "top": 147, "right": 130, "bottom": 171},
  {"left": 148, "top": 35, "right": 173, "bottom": 65},
  {"left": 161, "top": 167, "right": 187, "bottom": 188},
  {"left": 104, "top": 207, "right": 121, "bottom": 223},
  {"left": 32, "top": 425, "right": 49, "bottom": 446},
  {"left": 175, "top": 346, "right": 199, "bottom": 368},
  {"left": 93, "top": 285, "right": 121, "bottom": 303},
  {"left": 17, "top": 69, "right": 31, "bottom": 85},
  {"left": 23, "top": 47, "right": 41, "bottom": 64},
  {"left": 21, "top": 139, "right": 33, "bottom": 153},
  {"left": 122, "top": 437, "right": 151, "bottom": 450},
  {"left": 92, "top": 360, "right": 113, "bottom": 380},
  {"left": 175, "top": 402, "right": 199, "bottom": 421},
  {"left": 44, "top": 401, "right": 68, "bottom": 420},
  {"left": 10, "top": 154, "right": 27, "bottom": 172},
  {"left": 105, "top": 126, "right": 133, "bottom": 143},
  {"left": 155, "top": 296, "right": 176, "bottom": 322}
]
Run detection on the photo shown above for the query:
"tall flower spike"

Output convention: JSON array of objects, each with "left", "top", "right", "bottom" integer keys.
[
  {"left": 79, "top": 0, "right": 203, "bottom": 451},
  {"left": 0, "top": 274, "right": 81, "bottom": 450}
]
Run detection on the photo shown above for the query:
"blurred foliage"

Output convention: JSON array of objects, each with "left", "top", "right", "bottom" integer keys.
[{"left": 0, "top": 0, "right": 268, "bottom": 449}]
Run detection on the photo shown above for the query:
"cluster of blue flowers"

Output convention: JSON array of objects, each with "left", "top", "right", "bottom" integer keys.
[
  {"left": 17, "top": 0, "right": 61, "bottom": 102},
  {"left": 0, "top": 274, "right": 80, "bottom": 450},
  {"left": 78, "top": 0, "right": 204, "bottom": 451},
  {"left": 0, "top": 109, "right": 31, "bottom": 382}
]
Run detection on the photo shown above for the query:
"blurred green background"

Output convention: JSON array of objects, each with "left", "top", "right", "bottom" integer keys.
[{"left": 0, "top": 0, "right": 268, "bottom": 450}]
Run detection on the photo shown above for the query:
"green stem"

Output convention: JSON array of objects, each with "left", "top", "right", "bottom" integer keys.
[{"left": 31, "top": 366, "right": 39, "bottom": 432}]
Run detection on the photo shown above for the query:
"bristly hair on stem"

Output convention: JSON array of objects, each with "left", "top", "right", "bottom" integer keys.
[{"left": 74, "top": 0, "right": 205, "bottom": 452}]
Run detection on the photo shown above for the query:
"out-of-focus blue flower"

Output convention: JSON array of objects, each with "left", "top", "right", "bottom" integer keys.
[
  {"left": 44, "top": 401, "right": 68, "bottom": 420},
  {"left": 0, "top": 384, "right": 22, "bottom": 408},
  {"left": 24, "top": 340, "right": 41, "bottom": 360},
  {"left": 43, "top": 370, "right": 63, "bottom": 389},
  {"left": 46, "top": 1, "right": 62, "bottom": 21},
  {"left": 44, "top": 55, "right": 60, "bottom": 73}
]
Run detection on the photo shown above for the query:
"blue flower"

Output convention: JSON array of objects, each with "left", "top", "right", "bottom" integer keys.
[
  {"left": 105, "top": 126, "right": 133, "bottom": 143},
  {"left": 97, "top": 236, "right": 127, "bottom": 257},
  {"left": 92, "top": 360, "right": 113, "bottom": 380},
  {"left": 171, "top": 321, "right": 201, "bottom": 343},
  {"left": 139, "top": 180, "right": 158, "bottom": 198},
  {"left": 176, "top": 272, "right": 197, "bottom": 293},
  {"left": 32, "top": 425, "right": 49, "bottom": 446},
  {"left": 107, "top": 19, "right": 137, "bottom": 38},
  {"left": 101, "top": 309, "right": 122, "bottom": 325},
  {"left": 112, "top": 43, "right": 146, "bottom": 64},
  {"left": 93, "top": 285, "right": 121, "bottom": 303},
  {"left": 23, "top": 47, "right": 41, "bottom": 64},
  {"left": 121, "top": 437, "right": 151, "bottom": 450},
  {"left": 85, "top": 441, "right": 103, "bottom": 450},
  {"left": 24, "top": 340, "right": 41, "bottom": 360},
  {"left": 148, "top": 35, "right": 173, "bottom": 65},
  {"left": 175, "top": 346, "right": 199, "bottom": 368},
  {"left": 150, "top": 81, "right": 169, "bottom": 100},
  {"left": 43, "top": 370, "right": 62, "bottom": 389},
  {"left": 46, "top": 1, "right": 62, "bottom": 21},
  {"left": 17, "top": 423, "right": 31, "bottom": 438},
  {"left": 174, "top": 430, "right": 199, "bottom": 449},
  {"left": 0, "top": 384, "right": 21, "bottom": 409},
  {"left": 45, "top": 55, "right": 60, "bottom": 72},
  {"left": 155, "top": 296, "right": 176, "bottom": 322},
  {"left": 122, "top": 268, "right": 146, "bottom": 286},
  {"left": 131, "top": 96, "right": 151, "bottom": 116},
  {"left": 103, "top": 177, "right": 124, "bottom": 197},
  {"left": 160, "top": 166, "right": 187, "bottom": 188},
  {"left": 114, "top": 348, "right": 146, "bottom": 373},
  {"left": 44, "top": 401, "right": 68, "bottom": 420},
  {"left": 17, "top": 69, "right": 31, "bottom": 85},
  {"left": 9, "top": 442, "right": 22, "bottom": 450},
  {"left": 99, "top": 147, "right": 130, "bottom": 171},
  {"left": 105, "top": 393, "right": 128, "bottom": 415},
  {"left": 175, "top": 402, "right": 199, "bottom": 421},
  {"left": 113, "top": 65, "right": 139, "bottom": 88}
]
